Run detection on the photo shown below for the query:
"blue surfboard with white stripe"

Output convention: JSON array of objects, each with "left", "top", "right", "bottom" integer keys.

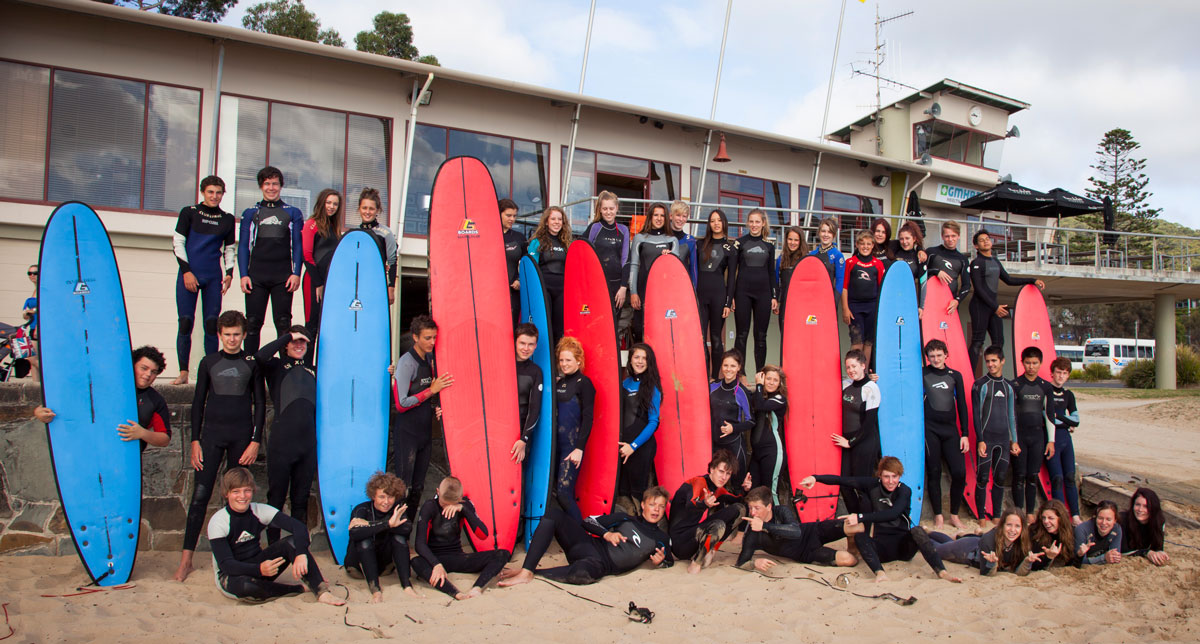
[
  {"left": 518, "top": 256, "right": 554, "bottom": 550},
  {"left": 316, "top": 230, "right": 390, "bottom": 564},
  {"left": 38, "top": 201, "right": 139, "bottom": 586},
  {"left": 875, "top": 265, "right": 925, "bottom": 527}
]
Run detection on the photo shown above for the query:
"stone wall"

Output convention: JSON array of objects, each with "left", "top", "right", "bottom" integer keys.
[{"left": 0, "top": 380, "right": 447, "bottom": 556}]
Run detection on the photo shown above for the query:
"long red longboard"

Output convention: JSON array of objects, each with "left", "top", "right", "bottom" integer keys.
[
  {"left": 1013, "top": 284, "right": 1055, "bottom": 500},
  {"left": 921, "top": 279, "right": 982, "bottom": 518},
  {"left": 644, "top": 254, "right": 711, "bottom": 499},
  {"left": 562, "top": 241, "right": 620, "bottom": 517},
  {"left": 781, "top": 256, "right": 841, "bottom": 521},
  {"left": 428, "top": 156, "right": 521, "bottom": 553}
]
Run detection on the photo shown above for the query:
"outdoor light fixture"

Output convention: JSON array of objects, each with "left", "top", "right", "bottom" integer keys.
[
  {"left": 872, "top": 175, "right": 890, "bottom": 187},
  {"left": 712, "top": 133, "right": 731, "bottom": 163}
]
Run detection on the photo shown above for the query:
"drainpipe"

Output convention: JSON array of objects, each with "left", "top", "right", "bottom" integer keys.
[{"left": 391, "top": 72, "right": 435, "bottom": 360}]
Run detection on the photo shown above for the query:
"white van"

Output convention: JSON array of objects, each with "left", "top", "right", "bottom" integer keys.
[{"left": 1083, "top": 338, "right": 1156, "bottom": 375}]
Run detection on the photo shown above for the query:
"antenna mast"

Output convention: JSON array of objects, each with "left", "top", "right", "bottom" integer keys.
[{"left": 851, "top": 4, "right": 913, "bottom": 156}]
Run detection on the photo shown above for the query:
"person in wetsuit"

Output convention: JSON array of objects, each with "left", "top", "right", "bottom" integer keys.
[
  {"left": 841, "top": 231, "right": 886, "bottom": 362},
  {"left": 357, "top": 188, "right": 397, "bottom": 305},
  {"left": 171, "top": 175, "right": 235, "bottom": 385},
  {"left": 582, "top": 191, "right": 630, "bottom": 313},
  {"left": 393, "top": 315, "right": 454, "bottom": 527},
  {"left": 1011, "top": 346, "right": 1056, "bottom": 521},
  {"left": 737, "top": 485, "right": 859, "bottom": 571},
  {"left": 206, "top": 467, "right": 344, "bottom": 605},
  {"left": 500, "top": 198, "right": 526, "bottom": 329},
  {"left": 553, "top": 336, "right": 595, "bottom": 522},
  {"left": 668, "top": 200, "right": 699, "bottom": 287},
  {"left": 870, "top": 218, "right": 892, "bottom": 262},
  {"left": 710, "top": 350, "right": 754, "bottom": 486},
  {"left": 732, "top": 209, "right": 777, "bottom": 374},
  {"left": 1046, "top": 356, "right": 1082, "bottom": 523},
  {"left": 929, "top": 507, "right": 1041, "bottom": 575},
  {"left": 889, "top": 221, "right": 927, "bottom": 287},
  {"left": 509, "top": 323, "right": 544, "bottom": 464},
  {"left": 527, "top": 206, "right": 572, "bottom": 348},
  {"left": 748, "top": 365, "right": 787, "bottom": 504},
  {"left": 346, "top": 471, "right": 416, "bottom": 602},
  {"left": 300, "top": 189, "right": 342, "bottom": 338},
  {"left": 696, "top": 209, "right": 738, "bottom": 380},
  {"left": 498, "top": 486, "right": 673, "bottom": 587},
  {"left": 175, "top": 310, "right": 266, "bottom": 582},
  {"left": 924, "top": 220, "right": 971, "bottom": 317},
  {"left": 254, "top": 326, "right": 317, "bottom": 543},
  {"left": 775, "top": 227, "right": 808, "bottom": 355},
  {"left": 921, "top": 339, "right": 969, "bottom": 529},
  {"left": 618, "top": 343, "right": 661, "bottom": 507},
  {"left": 801, "top": 457, "right": 962, "bottom": 583},
  {"left": 972, "top": 345, "right": 1019, "bottom": 522},
  {"left": 967, "top": 231, "right": 1045, "bottom": 372},
  {"left": 669, "top": 449, "right": 748, "bottom": 573},
  {"left": 1028, "top": 499, "right": 1078, "bottom": 570},
  {"left": 628, "top": 203, "right": 678, "bottom": 343},
  {"left": 808, "top": 217, "right": 845, "bottom": 301},
  {"left": 410, "top": 477, "right": 511, "bottom": 599},
  {"left": 835, "top": 349, "right": 881, "bottom": 516},
  {"left": 1121, "top": 487, "right": 1170, "bottom": 566},
  {"left": 1075, "top": 500, "right": 1123, "bottom": 565},
  {"left": 237, "top": 166, "right": 304, "bottom": 354}
]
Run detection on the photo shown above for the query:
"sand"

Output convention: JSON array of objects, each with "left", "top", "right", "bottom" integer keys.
[{"left": 3, "top": 392, "right": 1198, "bottom": 642}]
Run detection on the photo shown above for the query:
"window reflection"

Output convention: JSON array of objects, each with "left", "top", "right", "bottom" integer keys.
[{"left": 269, "top": 103, "right": 345, "bottom": 217}]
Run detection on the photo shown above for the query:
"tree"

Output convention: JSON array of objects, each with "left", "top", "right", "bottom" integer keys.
[
  {"left": 1085, "top": 128, "right": 1161, "bottom": 237},
  {"left": 92, "top": 0, "right": 237, "bottom": 22},
  {"left": 242, "top": 0, "right": 343, "bottom": 47},
  {"left": 355, "top": 11, "right": 439, "bottom": 66}
]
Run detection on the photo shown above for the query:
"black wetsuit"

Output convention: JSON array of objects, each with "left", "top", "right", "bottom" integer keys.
[
  {"left": 775, "top": 255, "right": 800, "bottom": 357},
  {"left": 172, "top": 202, "right": 235, "bottom": 371},
  {"left": 555, "top": 371, "right": 595, "bottom": 522},
  {"left": 345, "top": 500, "right": 412, "bottom": 592},
  {"left": 238, "top": 199, "right": 304, "bottom": 353},
  {"left": 184, "top": 350, "right": 265, "bottom": 551},
  {"left": 972, "top": 374, "right": 1017, "bottom": 519},
  {"left": 411, "top": 498, "right": 510, "bottom": 596},
  {"left": 709, "top": 380, "right": 754, "bottom": 486},
  {"left": 669, "top": 475, "right": 745, "bottom": 560},
  {"left": 697, "top": 238, "right": 738, "bottom": 379},
  {"left": 816, "top": 475, "right": 946, "bottom": 575},
  {"left": 392, "top": 348, "right": 436, "bottom": 526},
  {"left": 1047, "top": 386, "right": 1080, "bottom": 516},
  {"left": 529, "top": 237, "right": 568, "bottom": 347},
  {"left": 924, "top": 244, "right": 971, "bottom": 309},
  {"left": 629, "top": 231, "right": 677, "bottom": 342},
  {"left": 618, "top": 375, "right": 660, "bottom": 502},
  {"left": 840, "top": 377, "right": 881, "bottom": 514},
  {"left": 736, "top": 504, "right": 846, "bottom": 567},
  {"left": 585, "top": 220, "right": 630, "bottom": 302},
  {"left": 300, "top": 221, "right": 338, "bottom": 345},
  {"left": 843, "top": 253, "right": 886, "bottom": 346},
  {"left": 255, "top": 334, "right": 316, "bottom": 543},
  {"left": 516, "top": 358, "right": 544, "bottom": 445},
  {"left": 749, "top": 385, "right": 787, "bottom": 504},
  {"left": 503, "top": 227, "right": 526, "bottom": 328},
  {"left": 521, "top": 506, "right": 673, "bottom": 584},
  {"left": 809, "top": 244, "right": 845, "bottom": 300},
  {"left": 968, "top": 253, "right": 1037, "bottom": 368},
  {"left": 135, "top": 385, "right": 171, "bottom": 452},
  {"left": 208, "top": 502, "right": 327, "bottom": 601},
  {"left": 1075, "top": 519, "right": 1123, "bottom": 565},
  {"left": 732, "top": 233, "right": 777, "bottom": 372},
  {"left": 890, "top": 245, "right": 925, "bottom": 284},
  {"left": 929, "top": 529, "right": 1034, "bottom": 575},
  {"left": 922, "top": 365, "right": 969, "bottom": 516},
  {"left": 1011, "top": 376, "right": 1054, "bottom": 515}
]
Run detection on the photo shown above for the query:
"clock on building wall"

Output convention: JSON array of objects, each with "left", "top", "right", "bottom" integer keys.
[{"left": 968, "top": 105, "right": 982, "bottom": 126}]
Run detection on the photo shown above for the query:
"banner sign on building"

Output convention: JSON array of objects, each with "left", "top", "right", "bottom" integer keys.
[{"left": 934, "top": 183, "right": 981, "bottom": 206}]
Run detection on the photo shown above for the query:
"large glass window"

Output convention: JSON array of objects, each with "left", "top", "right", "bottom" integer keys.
[
  {"left": 218, "top": 96, "right": 390, "bottom": 227},
  {"left": 561, "top": 148, "right": 680, "bottom": 233},
  {"left": 406, "top": 125, "right": 549, "bottom": 235},
  {"left": 914, "top": 119, "right": 1002, "bottom": 170},
  {"left": 690, "top": 168, "right": 789, "bottom": 236},
  {"left": 0, "top": 61, "right": 201, "bottom": 211}
]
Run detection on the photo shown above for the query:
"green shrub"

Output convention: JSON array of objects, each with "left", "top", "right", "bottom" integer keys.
[
  {"left": 1178, "top": 344, "right": 1200, "bottom": 386},
  {"left": 1081, "top": 363, "right": 1112, "bottom": 382},
  {"left": 1120, "top": 359, "right": 1156, "bottom": 389},
  {"left": 1070, "top": 369, "right": 1085, "bottom": 381}
]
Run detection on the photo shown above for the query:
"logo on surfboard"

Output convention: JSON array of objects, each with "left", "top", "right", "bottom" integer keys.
[
  {"left": 456, "top": 218, "right": 480, "bottom": 237},
  {"left": 665, "top": 309, "right": 677, "bottom": 319},
  {"left": 1031, "top": 331, "right": 1041, "bottom": 340},
  {"left": 939, "top": 321, "right": 948, "bottom": 329},
  {"left": 806, "top": 315, "right": 818, "bottom": 325},
  {"left": 73, "top": 281, "right": 91, "bottom": 295},
  {"left": 579, "top": 304, "right": 591, "bottom": 315},
  {"left": 349, "top": 299, "right": 363, "bottom": 311},
  {"left": 896, "top": 316, "right": 905, "bottom": 325}
]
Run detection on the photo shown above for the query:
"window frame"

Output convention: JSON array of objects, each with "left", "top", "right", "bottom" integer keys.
[
  {"left": 0, "top": 57, "right": 204, "bottom": 216},
  {"left": 911, "top": 118, "right": 1003, "bottom": 171},
  {"left": 689, "top": 166, "right": 791, "bottom": 230}
]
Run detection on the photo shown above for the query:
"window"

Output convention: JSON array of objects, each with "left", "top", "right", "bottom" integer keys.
[
  {"left": 0, "top": 61, "right": 201, "bottom": 211},
  {"left": 217, "top": 95, "right": 391, "bottom": 228},
  {"left": 793, "top": 186, "right": 882, "bottom": 241},
  {"left": 1085, "top": 343, "right": 1109, "bottom": 358},
  {"left": 406, "top": 125, "right": 548, "bottom": 235},
  {"left": 913, "top": 119, "right": 1003, "bottom": 170},
  {"left": 690, "top": 168, "right": 789, "bottom": 236},
  {"left": 563, "top": 148, "right": 679, "bottom": 232}
]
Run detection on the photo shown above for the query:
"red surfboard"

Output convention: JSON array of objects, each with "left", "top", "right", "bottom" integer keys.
[
  {"left": 644, "top": 254, "right": 711, "bottom": 499},
  {"left": 1012, "top": 284, "right": 1055, "bottom": 499},
  {"left": 781, "top": 256, "right": 841, "bottom": 521},
  {"left": 562, "top": 241, "right": 621, "bottom": 517},
  {"left": 921, "top": 279, "right": 983, "bottom": 518},
  {"left": 428, "top": 156, "right": 522, "bottom": 553}
]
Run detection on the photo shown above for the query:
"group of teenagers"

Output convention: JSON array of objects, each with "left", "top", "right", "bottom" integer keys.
[{"left": 31, "top": 168, "right": 1172, "bottom": 607}]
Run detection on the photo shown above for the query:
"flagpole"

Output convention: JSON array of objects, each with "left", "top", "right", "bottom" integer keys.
[{"left": 804, "top": 0, "right": 849, "bottom": 227}]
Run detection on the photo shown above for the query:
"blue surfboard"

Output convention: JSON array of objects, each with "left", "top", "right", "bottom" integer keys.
[
  {"left": 38, "top": 202, "right": 139, "bottom": 586},
  {"left": 518, "top": 256, "right": 554, "bottom": 550},
  {"left": 317, "top": 230, "right": 391, "bottom": 564},
  {"left": 875, "top": 265, "right": 925, "bottom": 527}
]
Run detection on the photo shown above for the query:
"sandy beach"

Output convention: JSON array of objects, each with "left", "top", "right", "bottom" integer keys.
[{"left": 2, "top": 391, "right": 1198, "bottom": 643}]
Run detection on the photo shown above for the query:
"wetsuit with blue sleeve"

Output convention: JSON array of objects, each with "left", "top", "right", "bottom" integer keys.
[
  {"left": 1047, "top": 385, "right": 1080, "bottom": 516},
  {"left": 173, "top": 202, "right": 235, "bottom": 371},
  {"left": 238, "top": 199, "right": 304, "bottom": 353},
  {"left": 710, "top": 380, "right": 754, "bottom": 486},
  {"left": 809, "top": 244, "right": 845, "bottom": 298},
  {"left": 555, "top": 371, "right": 595, "bottom": 522},
  {"left": 618, "top": 373, "right": 660, "bottom": 501},
  {"left": 749, "top": 385, "right": 787, "bottom": 504},
  {"left": 673, "top": 229, "right": 699, "bottom": 288}
]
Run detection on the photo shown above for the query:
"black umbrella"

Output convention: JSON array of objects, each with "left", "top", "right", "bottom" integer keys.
[
  {"left": 1102, "top": 196, "right": 1116, "bottom": 246},
  {"left": 904, "top": 189, "right": 926, "bottom": 236},
  {"left": 959, "top": 180, "right": 1055, "bottom": 221},
  {"left": 1029, "top": 188, "right": 1103, "bottom": 219}
]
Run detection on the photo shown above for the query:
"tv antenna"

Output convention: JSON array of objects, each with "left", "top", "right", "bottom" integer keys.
[{"left": 849, "top": 3, "right": 913, "bottom": 155}]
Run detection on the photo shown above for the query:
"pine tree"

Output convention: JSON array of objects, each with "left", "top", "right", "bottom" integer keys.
[{"left": 1085, "top": 128, "right": 1161, "bottom": 236}]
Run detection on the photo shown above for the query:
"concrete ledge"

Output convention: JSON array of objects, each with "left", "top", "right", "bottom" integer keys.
[{"left": 1080, "top": 475, "right": 1200, "bottom": 530}]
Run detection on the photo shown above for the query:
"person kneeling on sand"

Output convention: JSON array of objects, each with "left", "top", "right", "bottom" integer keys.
[
  {"left": 207, "top": 467, "right": 343, "bottom": 605},
  {"left": 499, "top": 486, "right": 673, "bottom": 587},
  {"left": 736, "top": 485, "right": 860, "bottom": 572},
  {"left": 409, "top": 477, "right": 511, "bottom": 600}
]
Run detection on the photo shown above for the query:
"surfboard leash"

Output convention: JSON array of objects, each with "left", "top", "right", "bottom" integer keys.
[
  {"left": 39, "top": 583, "right": 136, "bottom": 598},
  {"left": 0, "top": 602, "right": 13, "bottom": 641},
  {"left": 536, "top": 578, "right": 615, "bottom": 608}
]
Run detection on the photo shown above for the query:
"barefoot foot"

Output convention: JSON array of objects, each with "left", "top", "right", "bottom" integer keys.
[
  {"left": 933, "top": 514, "right": 945, "bottom": 529},
  {"left": 369, "top": 592, "right": 383, "bottom": 604},
  {"left": 403, "top": 586, "right": 423, "bottom": 598},
  {"left": 171, "top": 371, "right": 189, "bottom": 386},
  {"left": 318, "top": 591, "right": 346, "bottom": 606},
  {"left": 949, "top": 515, "right": 964, "bottom": 529},
  {"left": 173, "top": 553, "right": 195, "bottom": 582},
  {"left": 498, "top": 569, "right": 534, "bottom": 587},
  {"left": 874, "top": 571, "right": 889, "bottom": 583},
  {"left": 687, "top": 560, "right": 701, "bottom": 575},
  {"left": 466, "top": 587, "right": 483, "bottom": 599}
]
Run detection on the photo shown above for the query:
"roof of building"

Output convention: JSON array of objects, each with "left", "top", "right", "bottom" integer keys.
[{"left": 826, "top": 78, "right": 1030, "bottom": 143}]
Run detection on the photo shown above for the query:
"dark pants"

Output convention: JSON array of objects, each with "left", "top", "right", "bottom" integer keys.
[
  {"left": 544, "top": 274, "right": 564, "bottom": 349},
  {"left": 184, "top": 436, "right": 250, "bottom": 551},
  {"left": 968, "top": 297, "right": 1004, "bottom": 375},
  {"left": 244, "top": 276, "right": 293, "bottom": 354},
  {"left": 714, "top": 438, "right": 749, "bottom": 493},
  {"left": 671, "top": 503, "right": 746, "bottom": 560},
  {"left": 854, "top": 526, "right": 944, "bottom": 574},
  {"left": 847, "top": 300, "right": 877, "bottom": 347},
  {"left": 411, "top": 549, "right": 510, "bottom": 596},
  {"left": 1012, "top": 432, "right": 1045, "bottom": 515},
  {"left": 1046, "top": 426, "right": 1079, "bottom": 516},
  {"left": 925, "top": 424, "right": 966, "bottom": 515},
  {"left": 976, "top": 438, "right": 1011, "bottom": 519},
  {"left": 392, "top": 431, "right": 432, "bottom": 528},
  {"left": 697, "top": 284, "right": 727, "bottom": 380},
  {"left": 555, "top": 446, "right": 583, "bottom": 523},
  {"left": 176, "top": 271, "right": 223, "bottom": 371},
  {"left": 265, "top": 435, "right": 316, "bottom": 543},
  {"left": 217, "top": 536, "right": 324, "bottom": 601},
  {"left": 930, "top": 531, "right": 980, "bottom": 567},
  {"left": 734, "top": 288, "right": 771, "bottom": 373},
  {"left": 617, "top": 437, "right": 656, "bottom": 501},
  {"left": 346, "top": 530, "right": 411, "bottom": 592},
  {"left": 748, "top": 445, "right": 785, "bottom": 505},
  {"left": 523, "top": 506, "right": 609, "bottom": 585}
]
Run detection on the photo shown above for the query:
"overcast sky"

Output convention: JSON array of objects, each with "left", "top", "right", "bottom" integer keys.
[{"left": 223, "top": 0, "right": 1200, "bottom": 228}]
